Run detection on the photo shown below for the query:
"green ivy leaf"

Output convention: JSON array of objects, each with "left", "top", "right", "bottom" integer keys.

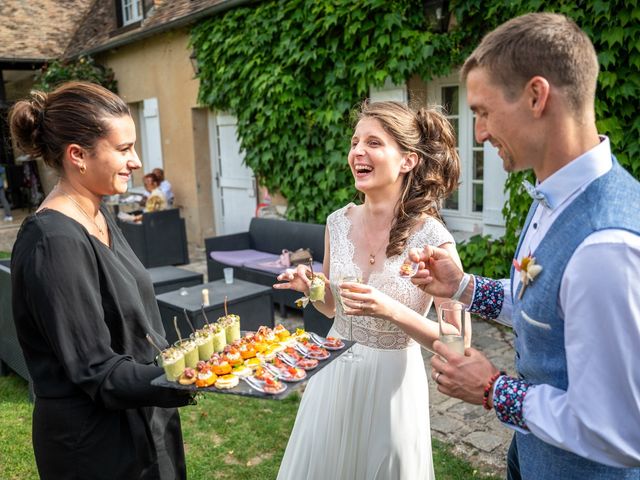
[{"left": 190, "top": 0, "right": 640, "bottom": 267}]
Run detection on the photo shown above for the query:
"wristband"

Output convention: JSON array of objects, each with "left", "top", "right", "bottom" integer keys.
[
  {"left": 482, "top": 370, "right": 505, "bottom": 410},
  {"left": 451, "top": 273, "right": 471, "bottom": 302}
]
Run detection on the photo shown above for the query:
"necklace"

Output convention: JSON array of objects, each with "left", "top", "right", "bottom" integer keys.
[
  {"left": 58, "top": 187, "right": 105, "bottom": 236},
  {"left": 360, "top": 213, "right": 388, "bottom": 265}
]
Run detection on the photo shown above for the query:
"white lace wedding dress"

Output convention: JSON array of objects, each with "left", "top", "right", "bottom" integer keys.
[{"left": 277, "top": 204, "right": 454, "bottom": 480}]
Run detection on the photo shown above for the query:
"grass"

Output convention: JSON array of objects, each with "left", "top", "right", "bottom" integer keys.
[
  {"left": 0, "top": 374, "right": 499, "bottom": 479},
  {"left": 0, "top": 251, "right": 10, "bottom": 259}
]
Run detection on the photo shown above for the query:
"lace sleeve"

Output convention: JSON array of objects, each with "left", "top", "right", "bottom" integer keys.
[{"left": 414, "top": 216, "right": 455, "bottom": 248}]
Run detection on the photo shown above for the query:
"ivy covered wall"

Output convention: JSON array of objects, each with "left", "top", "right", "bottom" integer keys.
[{"left": 191, "top": 0, "right": 640, "bottom": 275}]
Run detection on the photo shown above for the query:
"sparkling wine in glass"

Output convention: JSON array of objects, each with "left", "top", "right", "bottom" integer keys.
[
  {"left": 437, "top": 300, "right": 466, "bottom": 355},
  {"left": 339, "top": 274, "right": 363, "bottom": 363}
]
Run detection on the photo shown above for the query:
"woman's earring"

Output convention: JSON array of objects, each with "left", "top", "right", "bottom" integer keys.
[{"left": 79, "top": 164, "right": 87, "bottom": 174}]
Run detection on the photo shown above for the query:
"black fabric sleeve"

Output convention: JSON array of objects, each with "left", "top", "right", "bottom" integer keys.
[{"left": 25, "top": 233, "right": 191, "bottom": 409}]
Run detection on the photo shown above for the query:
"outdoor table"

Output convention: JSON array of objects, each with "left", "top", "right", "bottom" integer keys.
[
  {"left": 147, "top": 266, "right": 203, "bottom": 294},
  {"left": 156, "top": 279, "right": 274, "bottom": 344}
]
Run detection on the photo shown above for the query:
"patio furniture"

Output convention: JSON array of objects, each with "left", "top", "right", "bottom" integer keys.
[
  {"left": 156, "top": 279, "right": 274, "bottom": 344},
  {"left": 205, "top": 217, "right": 332, "bottom": 335},
  {"left": 0, "top": 259, "right": 34, "bottom": 400},
  {"left": 147, "top": 266, "right": 203, "bottom": 294},
  {"left": 117, "top": 208, "right": 189, "bottom": 268}
]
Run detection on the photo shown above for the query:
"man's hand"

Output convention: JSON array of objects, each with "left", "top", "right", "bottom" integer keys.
[
  {"left": 430, "top": 340, "right": 499, "bottom": 405},
  {"left": 406, "top": 246, "right": 464, "bottom": 298}
]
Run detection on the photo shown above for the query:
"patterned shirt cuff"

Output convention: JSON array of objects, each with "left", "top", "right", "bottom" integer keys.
[
  {"left": 493, "top": 375, "right": 531, "bottom": 430},
  {"left": 469, "top": 275, "right": 504, "bottom": 319}
]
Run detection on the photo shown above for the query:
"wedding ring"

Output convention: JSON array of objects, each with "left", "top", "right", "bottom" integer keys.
[{"left": 435, "top": 372, "right": 442, "bottom": 384}]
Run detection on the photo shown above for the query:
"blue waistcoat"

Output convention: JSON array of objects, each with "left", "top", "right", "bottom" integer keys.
[{"left": 511, "top": 160, "right": 640, "bottom": 479}]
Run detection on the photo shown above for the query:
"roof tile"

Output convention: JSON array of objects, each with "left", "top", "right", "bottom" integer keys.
[{"left": 0, "top": 0, "right": 95, "bottom": 61}]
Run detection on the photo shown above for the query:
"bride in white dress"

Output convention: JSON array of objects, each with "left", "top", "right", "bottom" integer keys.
[{"left": 274, "top": 100, "right": 466, "bottom": 480}]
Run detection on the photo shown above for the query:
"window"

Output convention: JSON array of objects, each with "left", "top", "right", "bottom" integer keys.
[
  {"left": 121, "top": 0, "right": 143, "bottom": 26},
  {"left": 430, "top": 76, "right": 484, "bottom": 230}
]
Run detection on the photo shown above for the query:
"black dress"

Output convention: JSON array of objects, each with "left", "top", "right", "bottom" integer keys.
[{"left": 11, "top": 207, "right": 192, "bottom": 480}]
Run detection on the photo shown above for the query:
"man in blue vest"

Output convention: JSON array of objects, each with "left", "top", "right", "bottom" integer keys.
[{"left": 409, "top": 12, "right": 640, "bottom": 480}]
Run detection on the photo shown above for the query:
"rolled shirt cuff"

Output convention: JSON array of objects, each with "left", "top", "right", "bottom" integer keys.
[
  {"left": 493, "top": 375, "right": 531, "bottom": 430},
  {"left": 468, "top": 275, "right": 504, "bottom": 319}
]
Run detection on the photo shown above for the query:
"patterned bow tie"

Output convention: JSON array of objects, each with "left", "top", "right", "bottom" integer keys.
[{"left": 522, "top": 179, "right": 551, "bottom": 209}]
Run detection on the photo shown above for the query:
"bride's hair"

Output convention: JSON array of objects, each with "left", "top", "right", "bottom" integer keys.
[{"left": 354, "top": 100, "right": 460, "bottom": 257}]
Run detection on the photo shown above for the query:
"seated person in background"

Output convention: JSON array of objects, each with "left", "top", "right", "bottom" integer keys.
[
  {"left": 119, "top": 173, "right": 167, "bottom": 223},
  {"left": 152, "top": 168, "right": 174, "bottom": 206},
  {"left": 134, "top": 172, "right": 166, "bottom": 221}
]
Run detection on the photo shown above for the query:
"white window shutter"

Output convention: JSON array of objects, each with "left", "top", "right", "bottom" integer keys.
[{"left": 141, "top": 98, "right": 163, "bottom": 172}]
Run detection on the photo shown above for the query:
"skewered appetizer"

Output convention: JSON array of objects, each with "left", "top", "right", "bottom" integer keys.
[
  {"left": 192, "top": 329, "right": 214, "bottom": 361},
  {"left": 202, "top": 322, "right": 227, "bottom": 353},
  {"left": 308, "top": 274, "right": 326, "bottom": 302},
  {"left": 160, "top": 347, "right": 186, "bottom": 382},
  {"left": 175, "top": 338, "right": 199, "bottom": 369}
]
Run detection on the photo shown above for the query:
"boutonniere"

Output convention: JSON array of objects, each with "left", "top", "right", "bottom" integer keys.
[{"left": 513, "top": 255, "right": 543, "bottom": 299}]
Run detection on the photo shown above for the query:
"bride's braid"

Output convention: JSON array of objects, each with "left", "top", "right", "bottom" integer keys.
[{"left": 355, "top": 101, "right": 460, "bottom": 257}]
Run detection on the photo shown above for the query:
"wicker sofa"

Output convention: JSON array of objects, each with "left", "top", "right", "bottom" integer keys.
[{"left": 205, "top": 217, "right": 333, "bottom": 335}]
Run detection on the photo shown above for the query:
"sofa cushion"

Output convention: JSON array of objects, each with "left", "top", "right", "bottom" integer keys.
[
  {"left": 244, "top": 258, "right": 323, "bottom": 276},
  {"left": 209, "top": 249, "right": 277, "bottom": 267}
]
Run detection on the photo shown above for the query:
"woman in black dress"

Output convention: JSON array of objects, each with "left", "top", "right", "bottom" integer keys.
[{"left": 9, "top": 82, "right": 192, "bottom": 480}]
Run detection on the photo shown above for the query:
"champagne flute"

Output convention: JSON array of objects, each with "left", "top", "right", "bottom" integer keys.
[
  {"left": 339, "top": 274, "right": 363, "bottom": 363},
  {"left": 437, "top": 300, "right": 466, "bottom": 355}
]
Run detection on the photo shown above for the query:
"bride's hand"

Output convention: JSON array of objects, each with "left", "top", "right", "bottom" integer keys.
[
  {"left": 273, "top": 265, "right": 312, "bottom": 295},
  {"left": 339, "top": 282, "right": 397, "bottom": 320}
]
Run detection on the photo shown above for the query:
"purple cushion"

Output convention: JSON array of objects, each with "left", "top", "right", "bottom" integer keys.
[
  {"left": 209, "top": 250, "right": 277, "bottom": 267},
  {"left": 244, "top": 259, "right": 323, "bottom": 276}
]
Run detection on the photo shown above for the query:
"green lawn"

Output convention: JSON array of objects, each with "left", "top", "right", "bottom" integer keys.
[
  {"left": 0, "top": 251, "right": 10, "bottom": 259},
  {"left": 0, "top": 374, "right": 499, "bottom": 479}
]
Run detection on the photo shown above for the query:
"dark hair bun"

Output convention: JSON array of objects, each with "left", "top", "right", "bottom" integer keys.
[{"left": 9, "top": 91, "right": 48, "bottom": 159}]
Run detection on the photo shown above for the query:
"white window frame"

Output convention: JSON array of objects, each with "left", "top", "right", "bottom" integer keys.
[
  {"left": 428, "top": 74, "right": 482, "bottom": 234},
  {"left": 121, "top": 0, "right": 143, "bottom": 26},
  {"left": 428, "top": 73, "right": 507, "bottom": 237},
  {"left": 369, "top": 74, "right": 507, "bottom": 238},
  {"left": 369, "top": 78, "right": 408, "bottom": 103}
]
